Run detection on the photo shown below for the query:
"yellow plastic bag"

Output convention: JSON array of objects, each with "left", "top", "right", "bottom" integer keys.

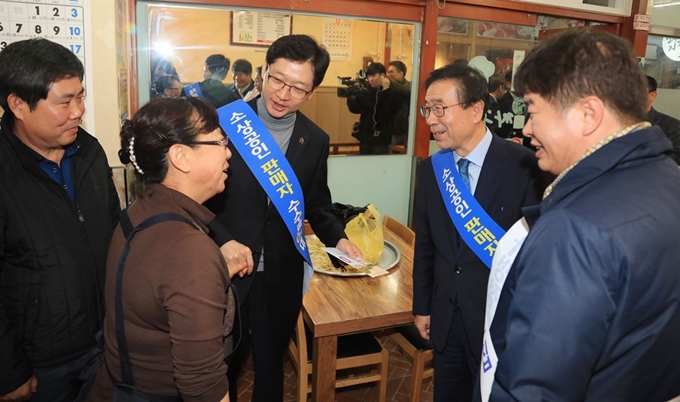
[{"left": 344, "top": 204, "right": 384, "bottom": 264}]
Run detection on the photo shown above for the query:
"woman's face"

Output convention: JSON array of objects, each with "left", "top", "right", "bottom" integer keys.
[{"left": 190, "top": 127, "right": 231, "bottom": 202}]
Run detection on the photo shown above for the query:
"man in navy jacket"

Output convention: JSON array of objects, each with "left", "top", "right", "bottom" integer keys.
[{"left": 484, "top": 29, "right": 680, "bottom": 402}]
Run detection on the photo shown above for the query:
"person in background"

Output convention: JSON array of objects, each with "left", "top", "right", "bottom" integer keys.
[
  {"left": 244, "top": 66, "right": 263, "bottom": 102},
  {"left": 205, "top": 34, "right": 360, "bottom": 402},
  {"left": 150, "top": 58, "right": 178, "bottom": 100},
  {"left": 413, "top": 63, "right": 550, "bottom": 402},
  {"left": 229, "top": 59, "right": 255, "bottom": 100},
  {"left": 387, "top": 60, "right": 411, "bottom": 148},
  {"left": 86, "top": 97, "right": 235, "bottom": 401},
  {"left": 0, "top": 38, "right": 120, "bottom": 402},
  {"left": 646, "top": 75, "right": 680, "bottom": 164},
  {"left": 486, "top": 76, "right": 506, "bottom": 137},
  {"left": 483, "top": 29, "right": 680, "bottom": 402},
  {"left": 183, "top": 54, "right": 239, "bottom": 108},
  {"left": 347, "top": 62, "right": 402, "bottom": 154},
  {"left": 154, "top": 74, "right": 182, "bottom": 99}
]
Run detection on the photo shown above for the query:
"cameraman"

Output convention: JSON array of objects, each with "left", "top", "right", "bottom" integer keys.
[{"left": 347, "top": 63, "right": 401, "bottom": 155}]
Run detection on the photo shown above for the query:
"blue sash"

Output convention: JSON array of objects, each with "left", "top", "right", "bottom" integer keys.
[
  {"left": 430, "top": 150, "right": 506, "bottom": 268},
  {"left": 185, "top": 82, "right": 204, "bottom": 98},
  {"left": 216, "top": 100, "right": 311, "bottom": 266}
]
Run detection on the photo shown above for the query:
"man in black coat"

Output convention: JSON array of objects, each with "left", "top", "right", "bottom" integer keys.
[
  {"left": 205, "top": 34, "right": 360, "bottom": 402},
  {"left": 347, "top": 62, "right": 402, "bottom": 154},
  {"left": 413, "top": 63, "right": 550, "bottom": 402},
  {"left": 646, "top": 75, "right": 680, "bottom": 164},
  {"left": 0, "top": 39, "right": 120, "bottom": 402}
]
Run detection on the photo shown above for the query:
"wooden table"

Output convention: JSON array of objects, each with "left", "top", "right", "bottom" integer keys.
[{"left": 302, "top": 228, "right": 415, "bottom": 401}]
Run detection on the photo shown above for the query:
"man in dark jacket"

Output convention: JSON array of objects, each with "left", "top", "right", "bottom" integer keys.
[
  {"left": 228, "top": 58, "right": 256, "bottom": 101},
  {"left": 183, "top": 54, "right": 239, "bottom": 108},
  {"left": 0, "top": 39, "right": 120, "bottom": 401},
  {"left": 347, "top": 62, "right": 402, "bottom": 154},
  {"left": 646, "top": 75, "right": 680, "bottom": 164},
  {"left": 480, "top": 29, "right": 680, "bottom": 402},
  {"left": 205, "top": 34, "right": 360, "bottom": 402},
  {"left": 387, "top": 60, "right": 411, "bottom": 148}
]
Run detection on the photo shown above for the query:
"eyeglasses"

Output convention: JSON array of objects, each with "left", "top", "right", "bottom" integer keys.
[
  {"left": 419, "top": 102, "right": 464, "bottom": 118},
  {"left": 188, "top": 137, "right": 229, "bottom": 148},
  {"left": 265, "top": 72, "right": 311, "bottom": 99}
]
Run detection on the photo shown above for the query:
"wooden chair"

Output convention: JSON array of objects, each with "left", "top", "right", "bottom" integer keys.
[
  {"left": 288, "top": 312, "right": 388, "bottom": 402},
  {"left": 382, "top": 216, "right": 434, "bottom": 402},
  {"left": 383, "top": 215, "right": 415, "bottom": 247}
]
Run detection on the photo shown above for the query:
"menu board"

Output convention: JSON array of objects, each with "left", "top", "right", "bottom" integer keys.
[
  {"left": 0, "top": 0, "right": 85, "bottom": 64},
  {"left": 231, "top": 11, "right": 291, "bottom": 47}
]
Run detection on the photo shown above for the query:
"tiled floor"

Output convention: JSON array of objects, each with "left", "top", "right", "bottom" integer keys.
[{"left": 236, "top": 332, "right": 434, "bottom": 402}]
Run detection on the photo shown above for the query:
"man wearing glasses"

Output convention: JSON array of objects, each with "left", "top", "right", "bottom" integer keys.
[
  {"left": 205, "top": 34, "right": 360, "bottom": 402},
  {"left": 412, "top": 63, "right": 551, "bottom": 402}
]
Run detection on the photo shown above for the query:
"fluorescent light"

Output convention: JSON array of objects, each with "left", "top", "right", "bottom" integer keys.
[{"left": 653, "top": 1, "right": 680, "bottom": 7}]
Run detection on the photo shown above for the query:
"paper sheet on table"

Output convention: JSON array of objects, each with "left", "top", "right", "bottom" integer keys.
[{"left": 322, "top": 247, "right": 389, "bottom": 277}]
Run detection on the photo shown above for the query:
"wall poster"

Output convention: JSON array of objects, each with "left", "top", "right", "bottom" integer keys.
[{"left": 231, "top": 11, "right": 291, "bottom": 47}]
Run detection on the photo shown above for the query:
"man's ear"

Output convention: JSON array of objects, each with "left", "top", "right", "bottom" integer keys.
[
  {"left": 7, "top": 94, "right": 28, "bottom": 121},
  {"left": 580, "top": 96, "right": 605, "bottom": 137},
  {"left": 470, "top": 99, "right": 486, "bottom": 124},
  {"left": 167, "top": 144, "right": 192, "bottom": 174}
]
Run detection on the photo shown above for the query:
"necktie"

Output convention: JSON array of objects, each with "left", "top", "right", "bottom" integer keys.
[{"left": 457, "top": 158, "right": 471, "bottom": 192}]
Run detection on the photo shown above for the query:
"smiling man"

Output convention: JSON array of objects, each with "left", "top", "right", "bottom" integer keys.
[
  {"left": 0, "top": 39, "right": 120, "bottom": 401},
  {"left": 412, "top": 63, "right": 550, "bottom": 402},
  {"left": 205, "top": 34, "right": 360, "bottom": 402},
  {"left": 483, "top": 29, "right": 680, "bottom": 402}
]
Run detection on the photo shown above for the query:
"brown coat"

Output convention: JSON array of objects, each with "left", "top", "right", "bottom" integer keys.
[{"left": 87, "top": 184, "right": 234, "bottom": 402}]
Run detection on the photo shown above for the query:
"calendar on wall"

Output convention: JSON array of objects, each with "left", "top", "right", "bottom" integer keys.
[
  {"left": 323, "top": 18, "right": 352, "bottom": 61},
  {"left": 0, "top": 0, "right": 85, "bottom": 64}
]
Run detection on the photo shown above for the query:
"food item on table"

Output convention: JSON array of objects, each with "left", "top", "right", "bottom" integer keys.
[{"left": 307, "top": 235, "right": 370, "bottom": 275}]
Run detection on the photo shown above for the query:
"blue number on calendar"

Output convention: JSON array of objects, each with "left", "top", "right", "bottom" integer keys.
[
  {"left": 69, "top": 44, "right": 82, "bottom": 54},
  {"left": 71, "top": 8, "right": 78, "bottom": 18},
  {"left": 69, "top": 26, "right": 81, "bottom": 36}
]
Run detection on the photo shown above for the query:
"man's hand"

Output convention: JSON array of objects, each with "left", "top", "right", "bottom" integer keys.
[
  {"left": 415, "top": 315, "right": 431, "bottom": 340},
  {"left": 381, "top": 77, "right": 391, "bottom": 90},
  {"left": 0, "top": 376, "right": 38, "bottom": 402},
  {"left": 336, "top": 238, "right": 361, "bottom": 260},
  {"left": 219, "top": 240, "right": 254, "bottom": 278}
]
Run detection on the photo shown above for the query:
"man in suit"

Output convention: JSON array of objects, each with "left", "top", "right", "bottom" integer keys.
[
  {"left": 646, "top": 75, "right": 680, "bottom": 164},
  {"left": 413, "top": 63, "right": 550, "bottom": 402},
  {"left": 486, "top": 76, "right": 506, "bottom": 137},
  {"left": 205, "top": 34, "right": 360, "bottom": 402}
]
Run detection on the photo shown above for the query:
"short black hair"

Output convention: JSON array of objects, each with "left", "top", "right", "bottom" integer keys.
[
  {"left": 154, "top": 74, "right": 180, "bottom": 96},
  {"left": 266, "top": 34, "right": 330, "bottom": 88},
  {"left": 514, "top": 28, "right": 647, "bottom": 124},
  {"left": 646, "top": 75, "right": 658, "bottom": 92},
  {"left": 425, "top": 63, "right": 490, "bottom": 115},
  {"left": 504, "top": 70, "right": 513, "bottom": 83},
  {"left": 120, "top": 97, "right": 221, "bottom": 188},
  {"left": 366, "top": 62, "right": 386, "bottom": 76},
  {"left": 205, "top": 54, "right": 230, "bottom": 80},
  {"left": 489, "top": 76, "right": 505, "bottom": 93},
  {"left": 232, "top": 59, "right": 253, "bottom": 75},
  {"left": 388, "top": 60, "right": 407, "bottom": 76},
  {"left": 0, "top": 38, "right": 84, "bottom": 113}
]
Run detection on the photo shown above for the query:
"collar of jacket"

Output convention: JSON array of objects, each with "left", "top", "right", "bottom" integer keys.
[
  {"left": 541, "top": 125, "right": 671, "bottom": 214},
  {"left": 1, "top": 112, "right": 99, "bottom": 181}
]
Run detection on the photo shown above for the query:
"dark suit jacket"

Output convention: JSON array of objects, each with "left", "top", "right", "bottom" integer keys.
[
  {"left": 412, "top": 133, "right": 551, "bottom": 359},
  {"left": 205, "top": 99, "right": 346, "bottom": 317}
]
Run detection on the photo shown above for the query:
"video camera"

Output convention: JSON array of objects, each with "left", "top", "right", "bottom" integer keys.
[{"left": 337, "top": 69, "right": 369, "bottom": 98}]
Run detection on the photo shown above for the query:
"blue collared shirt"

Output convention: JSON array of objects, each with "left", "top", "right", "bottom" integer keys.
[
  {"left": 37, "top": 141, "right": 80, "bottom": 200},
  {"left": 453, "top": 128, "right": 493, "bottom": 195}
]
